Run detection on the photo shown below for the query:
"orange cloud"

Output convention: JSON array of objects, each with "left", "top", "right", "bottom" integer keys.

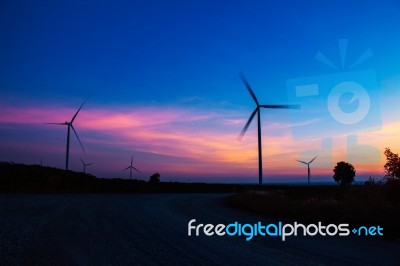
[{"left": 1, "top": 102, "right": 397, "bottom": 182}]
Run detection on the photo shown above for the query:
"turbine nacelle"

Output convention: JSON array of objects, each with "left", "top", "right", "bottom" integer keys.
[
  {"left": 80, "top": 158, "right": 93, "bottom": 167},
  {"left": 80, "top": 158, "right": 93, "bottom": 173},
  {"left": 296, "top": 155, "right": 318, "bottom": 166},
  {"left": 238, "top": 73, "right": 300, "bottom": 142},
  {"left": 238, "top": 72, "right": 300, "bottom": 185},
  {"left": 44, "top": 97, "right": 89, "bottom": 170},
  {"left": 296, "top": 155, "right": 318, "bottom": 185},
  {"left": 124, "top": 155, "right": 141, "bottom": 179}
]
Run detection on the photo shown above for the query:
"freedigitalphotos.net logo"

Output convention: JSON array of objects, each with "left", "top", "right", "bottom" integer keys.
[{"left": 188, "top": 219, "right": 383, "bottom": 241}]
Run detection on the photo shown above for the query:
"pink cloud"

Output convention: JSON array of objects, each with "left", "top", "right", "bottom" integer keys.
[{"left": 1, "top": 101, "right": 396, "bottom": 182}]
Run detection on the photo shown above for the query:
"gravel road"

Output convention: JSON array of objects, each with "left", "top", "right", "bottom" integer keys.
[{"left": 0, "top": 194, "right": 398, "bottom": 265}]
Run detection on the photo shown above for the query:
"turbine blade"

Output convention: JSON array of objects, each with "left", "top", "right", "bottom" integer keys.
[
  {"left": 132, "top": 166, "right": 141, "bottom": 173},
  {"left": 259, "top": 104, "right": 301, "bottom": 109},
  {"left": 296, "top": 160, "right": 308, "bottom": 165},
  {"left": 71, "top": 125, "right": 85, "bottom": 153},
  {"left": 43, "top": 123, "right": 66, "bottom": 125},
  {"left": 71, "top": 97, "right": 89, "bottom": 123},
  {"left": 80, "top": 158, "right": 84, "bottom": 165},
  {"left": 123, "top": 166, "right": 131, "bottom": 171},
  {"left": 239, "top": 72, "right": 259, "bottom": 106},
  {"left": 238, "top": 108, "right": 258, "bottom": 141},
  {"left": 309, "top": 155, "right": 318, "bottom": 164},
  {"left": 86, "top": 163, "right": 94, "bottom": 166}
]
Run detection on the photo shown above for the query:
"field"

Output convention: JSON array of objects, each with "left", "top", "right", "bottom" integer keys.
[
  {"left": 2, "top": 162, "right": 400, "bottom": 242},
  {"left": 1, "top": 193, "right": 399, "bottom": 265},
  {"left": 226, "top": 184, "right": 400, "bottom": 240},
  {"left": 1, "top": 162, "right": 400, "bottom": 264}
]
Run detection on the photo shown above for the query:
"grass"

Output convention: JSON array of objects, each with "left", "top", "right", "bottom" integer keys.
[
  {"left": 0, "top": 162, "right": 257, "bottom": 193},
  {"left": 2, "top": 162, "right": 400, "bottom": 240},
  {"left": 225, "top": 185, "right": 400, "bottom": 240}
]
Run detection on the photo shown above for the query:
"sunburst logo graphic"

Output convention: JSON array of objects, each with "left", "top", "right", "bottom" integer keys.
[
  {"left": 316, "top": 39, "right": 373, "bottom": 125},
  {"left": 286, "top": 39, "right": 381, "bottom": 140},
  {"left": 315, "top": 39, "right": 372, "bottom": 70}
]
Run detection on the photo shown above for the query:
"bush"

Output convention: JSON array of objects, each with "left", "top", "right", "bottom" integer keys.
[
  {"left": 333, "top": 161, "right": 355, "bottom": 186},
  {"left": 149, "top": 173, "right": 160, "bottom": 184}
]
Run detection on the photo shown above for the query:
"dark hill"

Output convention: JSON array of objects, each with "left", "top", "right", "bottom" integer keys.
[{"left": 0, "top": 162, "right": 253, "bottom": 193}]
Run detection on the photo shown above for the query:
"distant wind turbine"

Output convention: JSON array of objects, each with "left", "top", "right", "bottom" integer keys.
[
  {"left": 124, "top": 155, "right": 140, "bottom": 179},
  {"left": 45, "top": 97, "right": 89, "bottom": 170},
  {"left": 238, "top": 73, "right": 300, "bottom": 185},
  {"left": 296, "top": 155, "right": 318, "bottom": 185},
  {"left": 80, "top": 158, "right": 93, "bottom": 173}
]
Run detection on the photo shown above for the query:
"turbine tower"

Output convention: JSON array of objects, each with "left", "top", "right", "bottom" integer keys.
[
  {"left": 238, "top": 73, "right": 299, "bottom": 185},
  {"left": 296, "top": 155, "right": 317, "bottom": 185},
  {"left": 124, "top": 155, "right": 140, "bottom": 179},
  {"left": 45, "top": 97, "right": 88, "bottom": 170},
  {"left": 80, "top": 158, "right": 93, "bottom": 173}
]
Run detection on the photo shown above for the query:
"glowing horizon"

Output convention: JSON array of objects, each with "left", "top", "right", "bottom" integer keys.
[
  {"left": 1, "top": 1, "right": 400, "bottom": 183},
  {"left": 1, "top": 97, "right": 399, "bottom": 183}
]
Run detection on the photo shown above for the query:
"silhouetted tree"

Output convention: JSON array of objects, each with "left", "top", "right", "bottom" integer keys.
[
  {"left": 149, "top": 173, "right": 160, "bottom": 184},
  {"left": 333, "top": 161, "right": 355, "bottom": 186},
  {"left": 384, "top": 148, "right": 400, "bottom": 179},
  {"left": 364, "top": 176, "right": 384, "bottom": 186}
]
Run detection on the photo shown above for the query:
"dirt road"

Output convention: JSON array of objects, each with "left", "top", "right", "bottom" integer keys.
[{"left": 0, "top": 194, "right": 398, "bottom": 265}]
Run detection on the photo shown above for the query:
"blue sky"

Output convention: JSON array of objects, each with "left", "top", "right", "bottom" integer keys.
[
  {"left": 2, "top": 0, "right": 399, "bottom": 104},
  {"left": 1, "top": 0, "right": 400, "bottom": 183}
]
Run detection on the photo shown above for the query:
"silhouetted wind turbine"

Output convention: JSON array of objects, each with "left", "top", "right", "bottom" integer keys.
[
  {"left": 238, "top": 73, "right": 300, "bottom": 185},
  {"left": 124, "top": 155, "right": 140, "bottom": 179},
  {"left": 45, "top": 97, "right": 88, "bottom": 170},
  {"left": 296, "top": 155, "right": 317, "bottom": 185},
  {"left": 80, "top": 158, "right": 93, "bottom": 173}
]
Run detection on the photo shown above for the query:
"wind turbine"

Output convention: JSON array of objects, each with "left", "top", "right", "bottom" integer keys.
[
  {"left": 238, "top": 73, "right": 299, "bottom": 185},
  {"left": 124, "top": 155, "right": 140, "bottom": 179},
  {"left": 80, "top": 158, "right": 93, "bottom": 173},
  {"left": 45, "top": 97, "right": 88, "bottom": 170},
  {"left": 296, "top": 155, "right": 317, "bottom": 185}
]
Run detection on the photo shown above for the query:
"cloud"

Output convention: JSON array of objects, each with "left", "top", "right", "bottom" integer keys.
[
  {"left": 1, "top": 100, "right": 394, "bottom": 181},
  {"left": 0, "top": 103, "right": 260, "bottom": 177}
]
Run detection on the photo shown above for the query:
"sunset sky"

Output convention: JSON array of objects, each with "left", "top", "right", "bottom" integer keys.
[{"left": 1, "top": 0, "right": 400, "bottom": 183}]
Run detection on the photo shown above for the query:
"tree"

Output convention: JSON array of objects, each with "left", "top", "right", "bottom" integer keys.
[
  {"left": 149, "top": 173, "right": 160, "bottom": 184},
  {"left": 333, "top": 161, "right": 355, "bottom": 186},
  {"left": 384, "top": 148, "right": 400, "bottom": 179}
]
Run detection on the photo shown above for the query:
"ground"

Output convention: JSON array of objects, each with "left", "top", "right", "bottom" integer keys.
[{"left": 0, "top": 194, "right": 399, "bottom": 265}]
